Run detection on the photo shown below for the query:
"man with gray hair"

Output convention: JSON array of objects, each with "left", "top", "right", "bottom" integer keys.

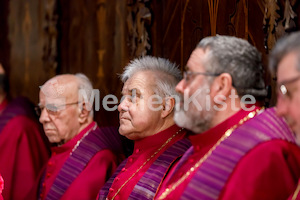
[
  {"left": 36, "top": 73, "right": 124, "bottom": 200},
  {"left": 269, "top": 31, "right": 300, "bottom": 200},
  {"left": 156, "top": 35, "right": 300, "bottom": 200},
  {"left": 98, "top": 56, "right": 191, "bottom": 200}
]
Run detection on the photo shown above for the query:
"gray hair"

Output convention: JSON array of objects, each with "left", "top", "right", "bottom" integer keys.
[
  {"left": 197, "top": 35, "right": 266, "bottom": 98},
  {"left": 75, "top": 73, "right": 94, "bottom": 117},
  {"left": 269, "top": 31, "right": 300, "bottom": 75},
  {"left": 121, "top": 56, "right": 182, "bottom": 97}
]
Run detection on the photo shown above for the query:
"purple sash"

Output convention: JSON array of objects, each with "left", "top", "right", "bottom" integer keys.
[
  {"left": 0, "top": 97, "right": 37, "bottom": 134},
  {"left": 98, "top": 138, "right": 191, "bottom": 200},
  {"left": 98, "top": 158, "right": 127, "bottom": 199},
  {"left": 181, "top": 108, "right": 295, "bottom": 200},
  {"left": 42, "top": 126, "right": 123, "bottom": 200}
]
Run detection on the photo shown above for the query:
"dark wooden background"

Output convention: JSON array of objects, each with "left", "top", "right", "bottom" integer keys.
[{"left": 0, "top": 0, "right": 299, "bottom": 126}]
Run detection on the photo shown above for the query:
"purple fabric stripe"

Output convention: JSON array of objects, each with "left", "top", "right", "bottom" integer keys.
[
  {"left": 44, "top": 126, "right": 122, "bottom": 200},
  {"left": 129, "top": 138, "right": 191, "bottom": 200},
  {"left": 98, "top": 159, "right": 128, "bottom": 200},
  {"left": 98, "top": 138, "right": 191, "bottom": 200},
  {"left": 171, "top": 146, "right": 194, "bottom": 175},
  {"left": 181, "top": 108, "right": 295, "bottom": 199}
]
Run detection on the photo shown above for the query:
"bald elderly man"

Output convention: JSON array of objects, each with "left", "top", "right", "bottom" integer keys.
[{"left": 36, "top": 73, "right": 124, "bottom": 200}]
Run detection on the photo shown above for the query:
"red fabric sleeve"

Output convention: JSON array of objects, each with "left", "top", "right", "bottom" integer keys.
[
  {"left": 0, "top": 116, "right": 50, "bottom": 200},
  {"left": 219, "top": 140, "right": 300, "bottom": 200},
  {"left": 0, "top": 174, "right": 3, "bottom": 200},
  {"left": 61, "top": 149, "right": 120, "bottom": 200}
]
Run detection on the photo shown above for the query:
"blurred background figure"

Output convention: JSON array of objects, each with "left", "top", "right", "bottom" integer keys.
[
  {"left": 269, "top": 31, "right": 300, "bottom": 200},
  {"left": 0, "top": 63, "right": 50, "bottom": 200}
]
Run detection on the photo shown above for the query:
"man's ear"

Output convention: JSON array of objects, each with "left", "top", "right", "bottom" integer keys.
[
  {"left": 78, "top": 102, "right": 91, "bottom": 123},
  {"left": 210, "top": 73, "right": 233, "bottom": 102},
  {"left": 161, "top": 97, "right": 175, "bottom": 118}
]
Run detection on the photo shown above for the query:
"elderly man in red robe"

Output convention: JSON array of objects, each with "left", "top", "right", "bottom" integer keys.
[
  {"left": 269, "top": 31, "right": 300, "bottom": 200},
  {"left": 98, "top": 56, "right": 191, "bottom": 200},
  {"left": 36, "top": 73, "right": 125, "bottom": 200},
  {"left": 156, "top": 35, "right": 300, "bottom": 200},
  {"left": 0, "top": 63, "right": 50, "bottom": 200}
]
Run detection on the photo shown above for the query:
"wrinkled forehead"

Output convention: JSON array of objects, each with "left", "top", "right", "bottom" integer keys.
[
  {"left": 39, "top": 77, "right": 78, "bottom": 104},
  {"left": 277, "top": 51, "right": 300, "bottom": 83},
  {"left": 122, "top": 71, "right": 156, "bottom": 94},
  {"left": 186, "top": 48, "right": 210, "bottom": 71}
]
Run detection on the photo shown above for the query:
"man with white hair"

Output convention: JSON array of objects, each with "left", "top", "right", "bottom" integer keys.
[
  {"left": 156, "top": 35, "right": 300, "bottom": 200},
  {"left": 36, "top": 73, "right": 124, "bottom": 200},
  {"left": 98, "top": 56, "right": 191, "bottom": 200}
]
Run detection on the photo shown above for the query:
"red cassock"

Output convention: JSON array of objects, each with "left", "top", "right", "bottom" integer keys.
[
  {"left": 39, "top": 122, "right": 124, "bottom": 200},
  {"left": 0, "top": 174, "right": 4, "bottom": 200},
  {"left": 156, "top": 107, "right": 300, "bottom": 200},
  {"left": 288, "top": 180, "right": 300, "bottom": 200},
  {"left": 0, "top": 97, "right": 50, "bottom": 200},
  {"left": 102, "top": 125, "right": 189, "bottom": 200}
]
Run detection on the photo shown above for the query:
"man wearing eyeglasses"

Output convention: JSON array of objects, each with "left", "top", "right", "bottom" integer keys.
[
  {"left": 36, "top": 73, "right": 124, "bottom": 200},
  {"left": 269, "top": 31, "right": 300, "bottom": 200},
  {"left": 156, "top": 35, "right": 300, "bottom": 200},
  {"left": 0, "top": 63, "right": 50, "bottom": 200}
]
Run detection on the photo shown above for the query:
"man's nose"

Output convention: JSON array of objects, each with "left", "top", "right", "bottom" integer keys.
[
  {"left": 176, "top": 79, "right": 186, "bottom": 94},
  {"left": 39, "top": 108, "right": 50, "bottom": 123},
  {"left": 118, "top": 98, "right": 129, "bottom": 112}
]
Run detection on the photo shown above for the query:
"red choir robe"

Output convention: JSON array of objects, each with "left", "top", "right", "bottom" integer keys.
[
  {"left": 39, "top": 122, "right": 123, "bottom": 200},
  {"left": 104, "top": 125, "right": 187, "bottom": 200},
  {"left": 0, "top": 174, "right": 3, "bottom": 200},
  {"left": 156, "top": 107, "right": 300, "bottom": 200},
  {"left": 0, "top": 98, "right": 50, "bottom": 200},
  {"left": 288, "top": 180, "right": 300, "bottom": 200}
]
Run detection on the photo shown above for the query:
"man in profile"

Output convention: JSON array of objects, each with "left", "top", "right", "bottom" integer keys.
[
  {"left": 0, "top": 63, "right": 50, "bottom": 200},
  {"left": 98, "top": 56, "right": 190, "bottom": 200},
  {"left": 269, "top": 31, "right": 300, "bottom": 200},
  {"left": 37, "top": 73, "right": 124, "bottom": 200},
  {"left": 156, "top": 35, "right": 300, "bottom": 200}
]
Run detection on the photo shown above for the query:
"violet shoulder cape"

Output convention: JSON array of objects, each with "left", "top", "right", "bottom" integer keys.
[
  {"left": 179, "top": 108, "right": 295, "bottom": 200},
  {"left": 40, "top": 125, "right": 123, "bottom": 200},
  {"left": 98, "top": 137, "right": 191, "bottom": 200},
  {"left": 0, "top": 97, "right": 37, "bottom": 134}
]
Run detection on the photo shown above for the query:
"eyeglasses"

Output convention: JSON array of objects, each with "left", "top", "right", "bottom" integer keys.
[
  {"left": 183, "top": 71, "right": 220, "bottom": 82},
  {"left": 278, "top": 75, "right": 300, "bottom": 98},
  {"left": 35, "top": 101, "right": 80, "bottom": 116}
]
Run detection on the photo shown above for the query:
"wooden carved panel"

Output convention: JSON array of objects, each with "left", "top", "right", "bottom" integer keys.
[
  {"left": 151, "top": 0, "right": 272, "bottom": 102},
  {"left": 58, "top": 0, "right": 128, "bottom": 126},
  {"left": 43, "top": 0, "right": 58, "bottom": 78},
  {"left": 127, "top": 0, "right": 152, "bottom": 58},
  {"left": 8, "top": 0, "right": 51, "bottom": 103},
  {"left": 263, "top": 0, "right": 299, "bottom": 53},
  {"left": 151, "top": 0, "right": 207, "bottom": 69}
]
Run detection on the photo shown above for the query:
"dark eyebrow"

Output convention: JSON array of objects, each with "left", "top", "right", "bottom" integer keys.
[
  {"left": 121, "top": 88, "right": 141, "bottom": 96},
  {"left": 129, "top": 88, "right": 141, "bottom": 94}
]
